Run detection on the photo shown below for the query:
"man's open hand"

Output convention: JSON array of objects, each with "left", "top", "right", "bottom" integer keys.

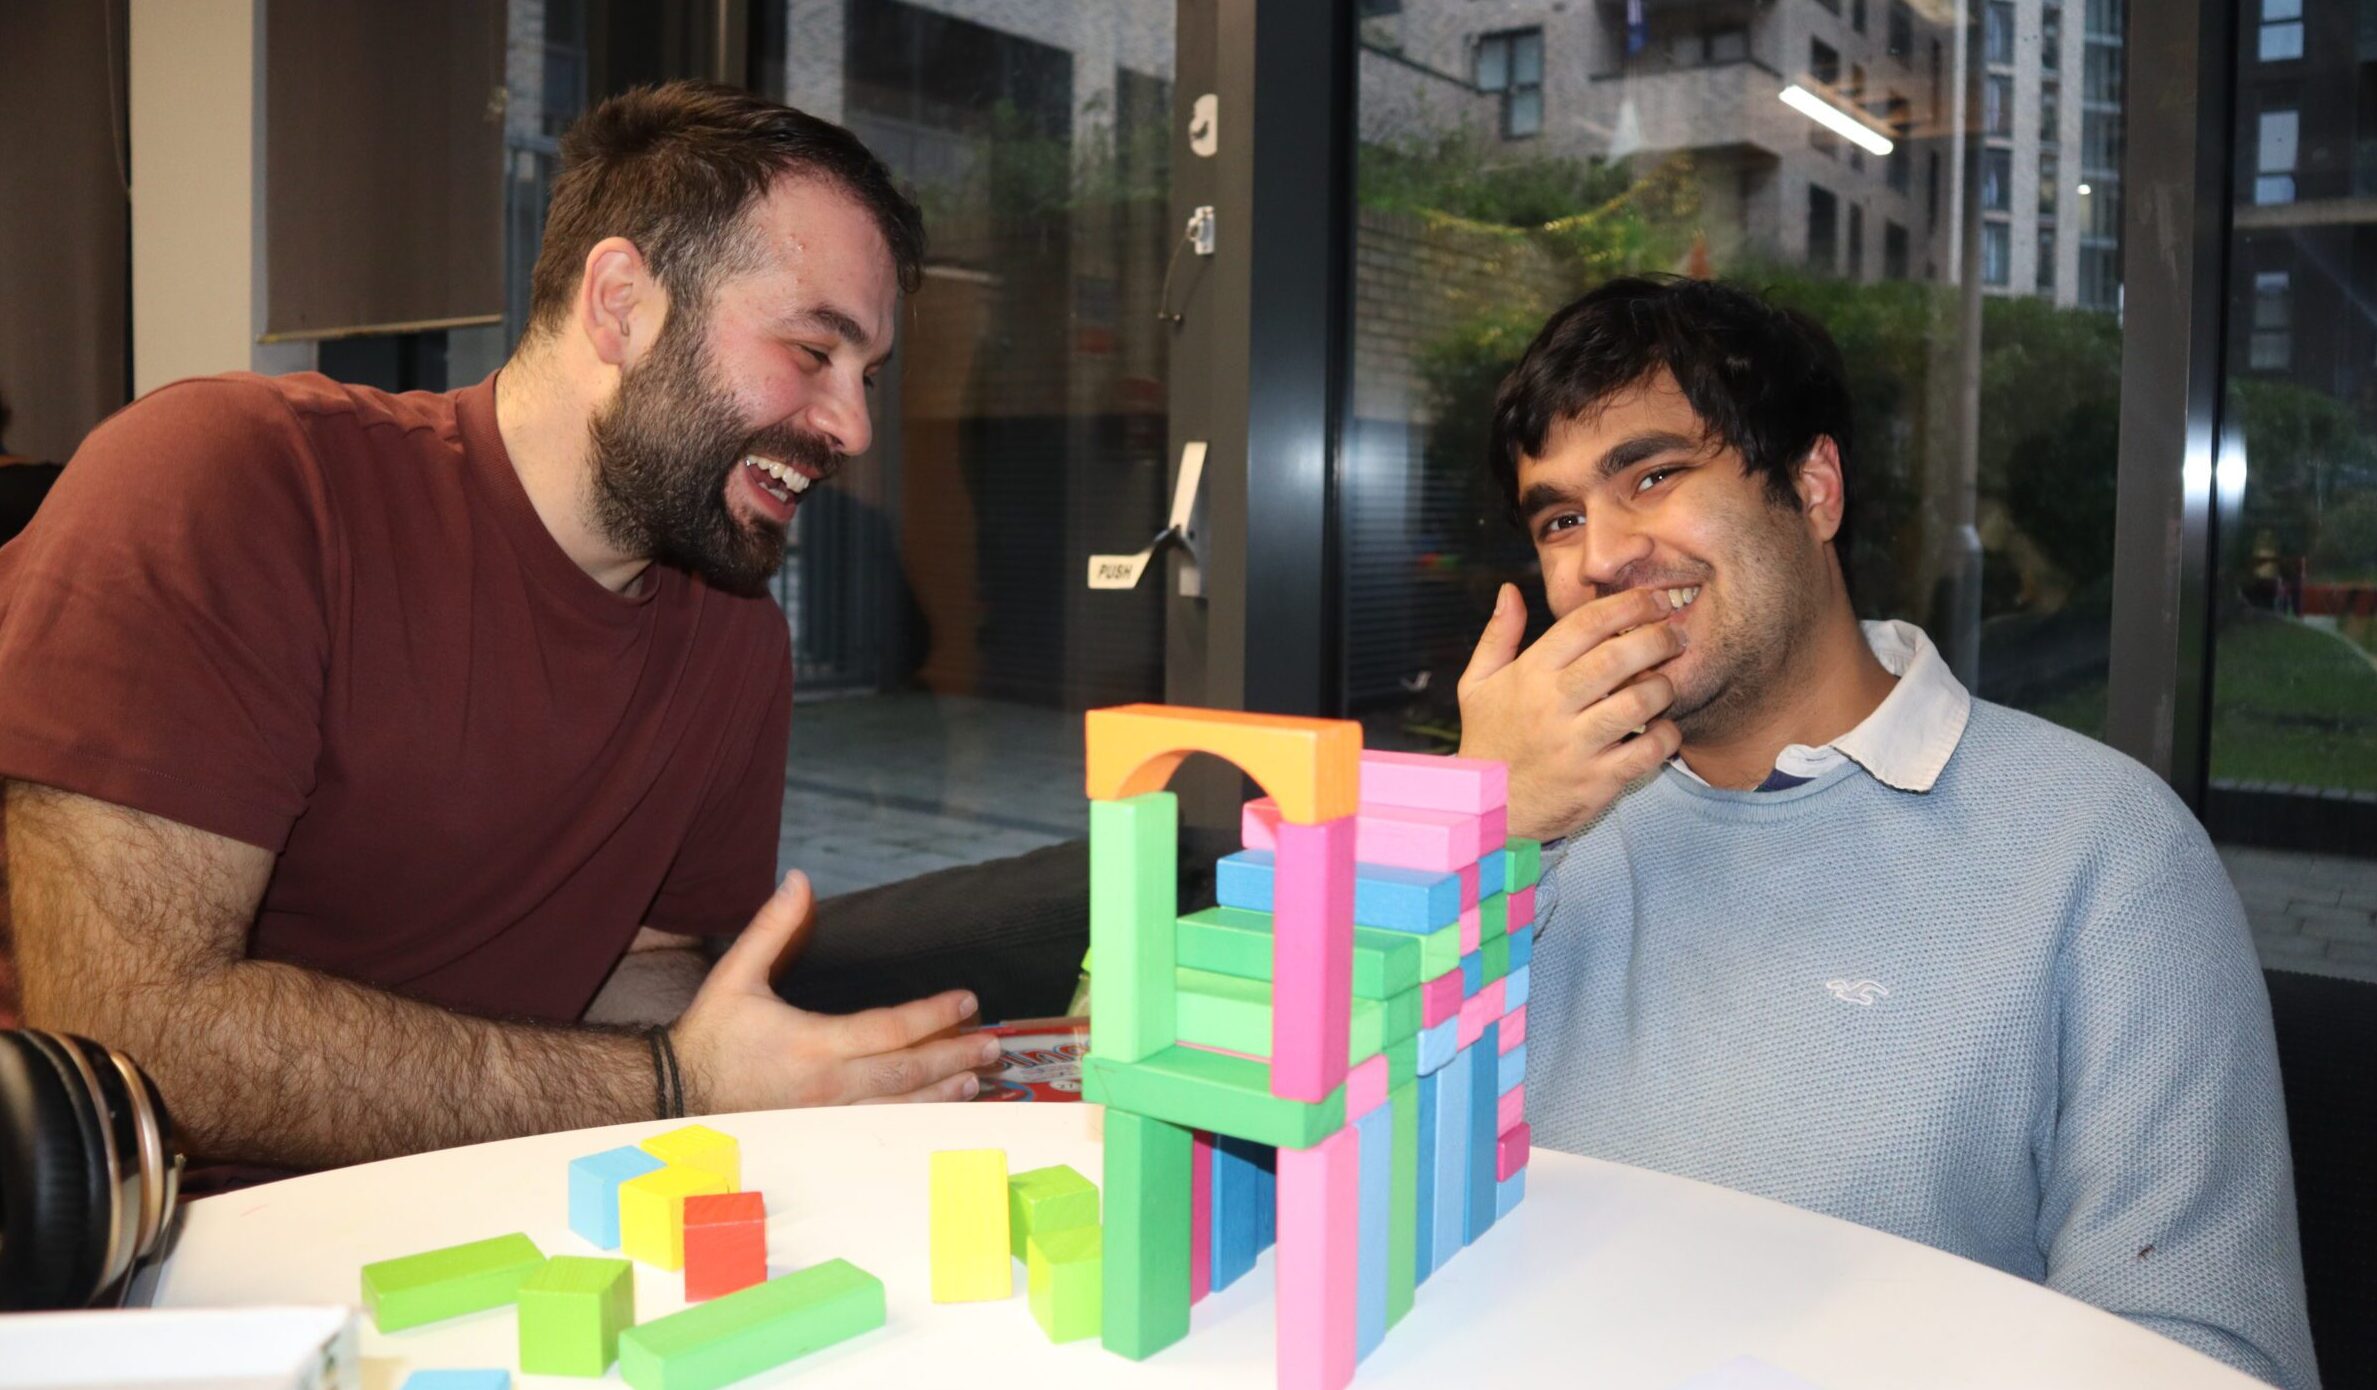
[
  {"left": 672, "top": 871, "right": 997, "bottom": 1111},
  {"left": 1457, "top": 583, "right": 1686, "bottom": 842}
]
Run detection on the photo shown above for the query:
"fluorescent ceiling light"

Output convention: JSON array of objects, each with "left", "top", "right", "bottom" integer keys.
[{"left": 1779, "top": 83, "right": 1894, "bottom": 157}]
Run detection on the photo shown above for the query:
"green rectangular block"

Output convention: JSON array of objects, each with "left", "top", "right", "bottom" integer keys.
[
  {"left": 1008, "top": 1165, "right": 1099, "bottom": 1260},
  {"left": 1102, "top": 1110, "right": 1190, "bottom": 1360},
  {"left": 1387, "top": 1081, "right": 1419, "bottom": 1329},
  {"left": 1091, "top": 793, "right": 1178, "bottom": 1065},
  {"left": 618, "top": 1260, "right": 884, "bottom": 1390},
  {"left": 520, "top": 1255, "right": 634, "bottom": 1377},
  {"left": 1508, "top": 838, "right": 1542, "bottom": 890},
  {"left": 1082, "top": 1046, "right": 1345, "bottom": 1151},
  {"left": 1483, "top": 932, "right": 1510, "bottom": 985},
  {"left": 1175, "top": 907, "right": 1421, "bottom": 999},
  {"left": 361, "top": 1232, "right": 544, "bottom": 1333},
  {"left": 1479, "top": 892, "right": 1511, "bottom": 944},
  {"left": 1385, "top": 1035, "right": 1418, "bottom": 1093},
  {"left": 1027, "top": 1226, "right": 1103, "bottom": 1344},
  {"left": 1410, "top": 917, "right": 1464, "bottom": 980},
  {"left": 1174, "top": 968, "right": 1396, "bottom": 1063}
]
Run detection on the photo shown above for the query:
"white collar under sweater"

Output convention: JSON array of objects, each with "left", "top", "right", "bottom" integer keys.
[{"left": 1671, "top": 619, "right": 1972, "bottom": 793}]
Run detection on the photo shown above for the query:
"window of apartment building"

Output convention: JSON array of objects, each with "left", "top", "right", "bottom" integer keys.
[
  {"left": 2080, "top": 244, "right": 2119, "bottom": 309},
  {"left": 2040, "top": 78, "right": 2061, "bottom": 143},
  {"left": 2039, "top": 150, "right": 2061, "bottom": 216},
  {"left": 2084, "top": 39, "right": 2123, "bottom": 107},
  {"left": 1985, "top": 74, "right": 2015, "bottom": 137},
  {"left": 2084, "top": 110, "right": 2121, "bottom": 176},
  {"left": 1889, "top": 1, "right": 1914, "bottom": 60},
  {"left": 2250, "top": 269, "right": 2293, "bottom": 368},
  {"left": 1849, "top": 203, "right": 1866, "bottom": 277},
  {"left": 1809, "top": 184, "right": 1840, "bottom": 272},
  {"left": 1810, "top": 40, "right": 1843, "bottom": 156},
  {"left": 2086, "top": 0, "right": 2123, "bottom": 36},
  {"left": 2042, "top": 5, "right": 2062, "bottom": 70},
  {"left": 2037, "top": 227, "right": 2057, "bottom": 293},
  {"left": 2259, "top": 0, "right": 2305, "bottom": 61},
  {"left": 1931, "top": 40, "right": 1945, "bottom": 122},
  {"left": 1928, "top": 149, "right": 1942, "bottom": 225},
  {"left": 1983, "top": 148, "right": 2013, "bottom": 211},
  {"left": 1884, "top": 220, "right": 1910, "bottom": 279},
  {"left": 1888, "top": 93, "right": 1912, "bottom": 192},
  {"left": 1986, "top": 1, "right": 2017, "bottom": 66},
  {"left": 1854, "top": 0, "right": 1869, "bottom": 32},
  {"left": 1983, "top": 220, "right": 2012, "bottom": 286},
  {"left": 1475, "top": 28, "right": 1545, "bottom": 139},
  {"left": 1849, "top": 65, "right": 1870, "bottom": 171},
  {"left": 2255, "top": 107, "right": 2299, "bottom": 204},
  {"left": 2082, "top": 179, "right": 2121, "bottom": 237}
]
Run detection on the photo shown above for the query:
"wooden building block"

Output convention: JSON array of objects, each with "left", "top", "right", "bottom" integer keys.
[
  {"left": 1500, "top": 1004, "right": 1528, "bottom": 1052},
  {"left": 639, "top": 1125, "right": 740, "bottom": 1192},
  {"left": 1458, "top": 861, "right": 1480, "bottom": 911},
  {"left": 1481, "top": 805, "right": 1508, "bottom": 854},
  {"left": 1081, "top": 1047, "right": 1345, "bottom": 1151},
  {"left": 1464, "top": 1023, "right": 1501, "bottom": 1246},
  {"left": 1387, "top": 1080, "right": 1419, "bottom": 1330},
  {"left": 1409, "top": 918, "right": 1463, "bottom": 979},
  {"left": 1478, "top": 891, "right": 1511, "bottom": 943},
  {"left": 1243, "top": 798, "right": 1487, "bottom": 874},
  {"left": 1510, "top": 883, "right": 1538, "bottom": 931},
  {"left": 519, "top": 1255, "right": 634, "bottom": 1377},
  {"left": 1498, "top": 1083, "right": 1525, "bottom": 1134},
  {"left": 1499, "top": 1044, "right": 1527, "bottom": 1096},
  {"left": 1386, "top": 1035, "right": 1419, "bottom": 1093},
  {"left": 621, "top": 1165, "right": 730, "bottom": 1272},
  {"left": 1342, "top": 1052, "right": 1391, "bottom": 1122},
  {"left": 1007, "top": 1164, "right": 1098, "bottom": 1261},
  {"left": 929, "top": 1149, "right": 1012, "bottom": 1302},
  {"left": 1413, "top": 1071, "right": 1439, "bottom": 1283},
  {"left": 1210, "top": 1134, "right": 1275, "bottom": 1293},
  {"left": 1505, "top": 964, "right": 1531, "bottom": 1012},
  {"left": 1507, "top": 838, "right": 1543, "bottom": 890},
  {"left": 1214, "top": 851, "right": 1462, "bottom": 934},
  {"left": 1496, "top": 1167, "right": 1528, "bottom": 1219},
  {"left": 1420, "top": 970, "right": 1463, "bottom": 1029},
  {"left": 1190, "top": 1129, "right": 1215, "bottom": 1303},
  {"left": 618, "top": 1259, "right": 884, "bottom": 1390},
  {"left": 362, "top": 1232, "right": 544, "bottom": 1333},
  {"left": 1478, "top": 848, "right": 1507, "bottom": 896},
  {"left": 1090, "top": 792, "right": 1179, "bottom": 1065},
  {"left": 1497, "top": 1121, "right": 1533, "bottom": 1182},
  {"left": 1027, "top": 1226, "right": 1103, "bottom": 1343},
  {"left": 1276, "top": 1123, "right": 1361, "bottom": 1390},
  {"left": 1102, "top": 1110, "right": 1192, "bottom": 1360},
  {"left": 1357, "top": 749, "right": 1507, "bottom": 813},
  {"left": 1416, "top": 1016, "right": 1458, "bottom": 1077},
  {"left": 1175, "top": 967, "right": 1394, "bottom": 1063},
  {"left": 1483, "top": 933, "right": 1511, "bottom": 986},
  {"left": 1458, "top": 902, "right": 1482, "bottom": 956},
  {"left": 570, "top": 1146, "right": 666, "bottom": 1250},
  {"left": 1458, "top": 979, "right": 1506, "bottom": 1052},
  {"left": 1459, "top": 951, "right": 1483, "bottom": 998},
  {"left": 1176, "top": 905, "right": 1423, "bottom": 999},
  {"left": 1270, "top": 816, "right": 1356, "bottom": 1103},
  {"left": 1354, "top": 1103, "right": 1393, "bottom": 1361},
  {"left": 1427, "top": 1043, "right": 1469, "bottom": 1273},
  {"left": 1085, "top": 704, "right": 1360, "bottom": 825},
  {"left": 400, "top": 1371, "right": 510, "bottom": 1389},
  {"left": 1509, "top": 923, "right": 1536, "bottom": 972},
  {"left": 683, "top": 1191, "right": 767, "bottom": 1302}
]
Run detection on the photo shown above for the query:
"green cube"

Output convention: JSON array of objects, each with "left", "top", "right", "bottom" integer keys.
[
  {"left": 1027, "top": 1226, "right": 1103, "bottom": 1343},
  {"left": 618, "top": 1260, "right": 884, "bottom": 1390},
  {"left": 361, "top": 1232, "right": 543, "bottom": 1332},
  {"left": 1483, "top": 932, "right": 1511, "bottom": 985},
  {"left": 1008, "top": 1165, "right": 1099, "bottom": 1260},
  {"left": 1508, "top": 837, "right": 1543, "bottom": 890},
  {"left": 1479, "top": 892, "right": 1511, "bottom": 943},
  {"left": 1409, "top": 917, "right": 1464, "bottom": 980},
  {"left": 519, "top": 1255, "right": 634, "bottom": 1377}
]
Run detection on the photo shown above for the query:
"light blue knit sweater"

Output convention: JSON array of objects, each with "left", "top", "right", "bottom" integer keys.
[{"left": 1527, "top": 700, "right": 2318, "bottom": 1387}]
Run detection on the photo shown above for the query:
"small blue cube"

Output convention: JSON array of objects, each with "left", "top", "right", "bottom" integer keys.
[
  {"left": 1505, "top": 963, "right": 1531, "bottom": 1012},
  {"left": 568, "top": 1145, "right": 665, "bottom": 1249},
  {"left": 1498, "top": 1042, "right": 1527, "bottom": 1095},
  {"left": 401, "top": 1372, "right": 511, "bottom": 1390}
]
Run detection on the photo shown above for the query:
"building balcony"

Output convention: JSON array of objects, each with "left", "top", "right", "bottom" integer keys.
[{"left": 1584, "top": 58, "right": 1798, "bottom": 163}]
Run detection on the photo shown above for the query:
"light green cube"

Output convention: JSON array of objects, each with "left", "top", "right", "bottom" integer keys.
[
  {"left": 618, "top": 1259, "right": 884, "bottom": 1390},
  {"left": 1007, "top": 1165, "right": 1099, "bottom": 1260},
  {"left": 361, "top": 1233, "right": 543, "bottom": 1332},
  {"left": 519, "top": 1256, "right": 634, "bottom": 1377},
  {"left": 1027, "top": 1226, "right": 1103, "bottom": 1344}
]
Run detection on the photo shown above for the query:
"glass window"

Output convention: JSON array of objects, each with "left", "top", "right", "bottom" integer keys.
[
  {"left": 2037, "top": 226, "right": 2057, "bottom": 292},
  {"left": 2256, "top": 107, "right": 2300, "bottom": 204},
  {"left": 1889, "top": 1, "right": 1915, "bottom": 59},
  {"left": 1984, "top": 148, "right": 2013, "bottom": 212},
  {"left": 2263, "top": 0, "right": 2303, "bottom": 19},
  {"left": 2042, "top": 6, "right": 2063, "bottom": 70},
  {"left": 1849, "top": 202, "right": 1865, "bottom": 278},
  {"left": 1986, "top": 2, "right": 2018, "bottom": 66},
  {"left": 1855, "top": 0, "right": 1870, "bottom": 33},
  {"left": 2259, "top": 21, "right": 2306, "bottom": 58},
  {"left": 1986, "top": 74, "right": 2015, "bottom": 137},
  {"left": 2040, "top": 151, "right": 2062, "bottom": 217},
  {"left": 1476, "top": 29, "right": 1544, "bottom": 139},
  {"left": 1885, "top": 220, "right": 1911, "bottom": 279},
  {"left": 2041, "top": 78, "right": 2061, "bottom": 143},
  {"left": 1983, "top": 220, "right": 2012, "bottom": 285},
  {"left": 1810, "top": 184, "right": 1840, "bottom": 270},
  {"left": 1811, "top": 38, "right": 1842, "bottom": 86},
  {"left": 2248, "top": 271, "right": 2292, "bottom": 369}
]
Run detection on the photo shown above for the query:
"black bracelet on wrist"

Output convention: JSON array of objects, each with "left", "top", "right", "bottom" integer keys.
[{"left": 644, "top": 1025, "right": 684, "bottom": 1121}]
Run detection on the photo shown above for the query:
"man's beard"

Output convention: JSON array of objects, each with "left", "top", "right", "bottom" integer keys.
[
  {"left": 584, "top": 316, "right": 838, "bottom": 598},
  {"left": 1653, "top": 515, "right": 1829, "bottom": 745}
]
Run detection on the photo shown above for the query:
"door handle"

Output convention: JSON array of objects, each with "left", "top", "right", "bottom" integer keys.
[{"left": 1088, "top": 441, "right": 1207, "bottom": 596}]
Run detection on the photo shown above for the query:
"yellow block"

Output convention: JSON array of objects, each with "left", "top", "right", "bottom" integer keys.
[
  {"left": 619, "top": 1164, "right": 730, "bottom": 1271},
  {"left": 929, "top": 1149, "right": 1012, "bottom": 1302},
  {"left": 639, "top": 1124, "right": 740, "bottom": 1190},
  {"left": 1084, "top": 704, "right": 1361, "bottom": 825}
]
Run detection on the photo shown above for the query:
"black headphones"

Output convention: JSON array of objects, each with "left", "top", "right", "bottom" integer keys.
[{"left": 0, "top": 1028, "right": 184, "bottom": 1310}]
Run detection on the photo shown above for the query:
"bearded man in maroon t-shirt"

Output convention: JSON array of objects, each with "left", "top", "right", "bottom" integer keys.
[{"left": 0, "top": 83, "right": 1000, "bottom": 1169}]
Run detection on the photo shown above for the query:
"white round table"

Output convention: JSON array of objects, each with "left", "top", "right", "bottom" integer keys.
[{"left": 148, "top": 1102, "right": 2258, "bottom": 1389}]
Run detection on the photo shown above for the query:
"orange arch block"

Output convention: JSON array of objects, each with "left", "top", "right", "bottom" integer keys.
[{"left": 1085, "top": 705, "right": 1360, "bottom": 826}]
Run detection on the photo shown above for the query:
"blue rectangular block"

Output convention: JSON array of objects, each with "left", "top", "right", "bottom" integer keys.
[
  {"left": 1215, "top": 850, "right": 1464, "bottom": 933},
  {"left": 1429, "top": 1042, "right": 1470, "bottom": 1273},
  {"left": 1355, "top": 1101, "right": 1393, "bottom": 1360},
  {"left": 1478, "top": 849, "right": 1507, "bottom": 897},
  {"left": 1460, "top": 951, "right": 1483, "bottom": 997},
  {"left": 1211, "top": 1134, "right": 1275, "bottom": 1293},
  {"left": 1505, "top": 964, "right": 1531, "bottom": 1012},
  {"left": 1496, "top": 1166, "right": 1527, "bottom": 1219},
  {"left": 1508, "top": 923, "right": 1535, "bottom": 971},
  {"left": 1413, "top": 1071, "right": 1438, "bottom": 1283},
  {"left": 402, "top": 1374, "right": 511, "bottom": 1390},
  {"left": 568, "top": 1145, "right": 665, "bottom": 1249},
  {"left": 1498, "top": 1042, "right": 1526, "bottom": 1095},
  {"left": 1416, "top": 1016, "right": 1458, "bottom": 1075},
  {"left": 1465, "top": 1022, "right": 1501, "bottom": 1246}
]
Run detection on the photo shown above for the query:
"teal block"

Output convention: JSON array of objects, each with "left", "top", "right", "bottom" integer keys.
[
  {"left": 570, "top": 1146, "right": 666, "bottom": 1250},
  {"left": 1091, "top": 793, "right": 1178, "bottom": 1064}
]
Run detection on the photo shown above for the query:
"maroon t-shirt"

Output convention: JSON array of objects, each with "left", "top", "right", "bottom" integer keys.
[{"left": 0, "top": 372, "right": 791, "bottom": 1022}]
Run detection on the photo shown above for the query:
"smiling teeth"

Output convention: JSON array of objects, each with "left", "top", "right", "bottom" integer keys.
[
  {"left": 745, "top": 455, "right": 813, "bottom": 495},
  {"left": 1666, "top": 586, "right": 1701, "bottom": 609}
]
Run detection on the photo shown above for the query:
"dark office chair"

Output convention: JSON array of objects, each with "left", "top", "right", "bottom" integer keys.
[{"left": 2263, "top": 967, "right": 2377, "bottom": 1389}]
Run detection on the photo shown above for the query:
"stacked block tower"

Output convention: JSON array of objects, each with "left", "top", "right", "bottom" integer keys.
[{"left": 1078, "top": 705, "right": 1538, "bottom": 1390}]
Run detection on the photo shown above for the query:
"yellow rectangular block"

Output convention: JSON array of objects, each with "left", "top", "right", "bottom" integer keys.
[
  {"left": 639, "top": 1124, "right": 740, "bottom": 1191},
  {"left": 930, "top": 1149, "right": 1012, "bottom": 1303},
  {"left": 620, "top": 1164, "right": 731, "bottom": 1271}
]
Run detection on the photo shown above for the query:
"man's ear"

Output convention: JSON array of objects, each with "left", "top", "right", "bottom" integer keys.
[
  {"left": 1794, "top": 435, "right": 1847, "bottom": 545},
  {"left": 576, "top": 236, "right": 666, "bottom": 369}
]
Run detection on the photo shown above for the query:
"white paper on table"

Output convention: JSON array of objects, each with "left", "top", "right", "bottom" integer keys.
[
  {"left": 1671, "top": 1354, "right": 1830, "bottom": 1390},
  {"left": 0, "top": 1305, "right": 358, "bottom": 1390}
]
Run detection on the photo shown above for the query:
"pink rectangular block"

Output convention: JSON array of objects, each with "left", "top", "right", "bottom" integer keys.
[
  {"left": 1496, "top": 1122, "right": 1532, "bottom": 1181},
  {"left": 1509, "top": 883, "right": 1537, "bottom": 931},
  {"left": 1498, "top": 1084, "right": 1525, "bottom": 1133},
  {"left": 1343, "top": 1053, "right": 1390, "bottom": 1122},
  {"left": 1482, "top": 805, "right": 1508, "bottom": 853},
  {"left": 1457, "top": 979, "right": 1507, "bottom": 1051},
  {"left": 1244, "top": 798, "right": 1485, "bottom": 874},
  {"left": 1270, "top": 817, "right": 1356, "bottom": 1103},
  {"left": 1277, "top": 1125, "right": 1361, "bottom": 1390},
  {"left": 1458, "top": 903, "right": 1481, "bottom": 956},
  {"left": 1458, "top": 862, "right": 1479, "bottom": 912},
  {"left": 1191, "top": 1130, "right": 1214, "bottom": 1305},
  {"left": 1357, "top": 750, "right": 1507, "bottom": 814},
  {"left": 1420, "top": 971, "right": 1463, "bottom": 1029},
  {"left": 1499, "top": 1004, "right": 1528, "bottom": 1053}
]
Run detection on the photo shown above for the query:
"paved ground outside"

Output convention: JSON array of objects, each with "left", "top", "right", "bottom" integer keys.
[{"left": 2221, "top": 845, "right": 2377, "bottom": 984}]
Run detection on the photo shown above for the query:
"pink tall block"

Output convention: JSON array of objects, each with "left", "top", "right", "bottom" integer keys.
[
  {"left": 1420, "top": 971, "right": 1463, "bottom": 1029},
  {"left": 1498, "top": 1084, "right": 1525, "bottom": 1133},
  {"left": 1500, "top": 1004, "right": 1528, "bottom": 1053},
  {"left": 1482, "top": 805, "right": 1508, "bottom": 852},
  {"left": 1458, "top": 862, "right": 1479, "bottom": 911},
  {"left": 1458, "top": 979, "right": 1506, "bottom": 1051},
  {"left": 1357, "top": 750, "right": 1508, "bottom": 814},
  {"left": 1496, "top": 1122, "right": 1532, "bottom": 1181},
  {"left": 1458, "top": 903, "right": 1481, "bottom": 955},
  {"left": 1191, "top": 1130, "right": 1214, "bottom": 1304},
  {"left": 1271, "top": 816, "right": 1355, "bottom": 1103},
  {"left": 1244, "top": 798, "right": 1485, "bottom": 874},
  {"left": 1510, "top": 883, "right": 1538, "bottom": 931},
  {"left": 1344, "top": 1053, "right": 1391, "bottom": 1122},
  {"left": 1277, "top": 1124, "right": 1361, "bottom": 1390}
]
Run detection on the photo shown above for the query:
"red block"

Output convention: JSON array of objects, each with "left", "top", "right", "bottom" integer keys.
[{"left": 682, "top": 1190, "right": 766, "bottom": 1301}]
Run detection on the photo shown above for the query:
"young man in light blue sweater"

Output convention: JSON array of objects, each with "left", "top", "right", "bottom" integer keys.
[{"left": 1456, "top": 276, "right": 2317, "bottom": 1387}]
